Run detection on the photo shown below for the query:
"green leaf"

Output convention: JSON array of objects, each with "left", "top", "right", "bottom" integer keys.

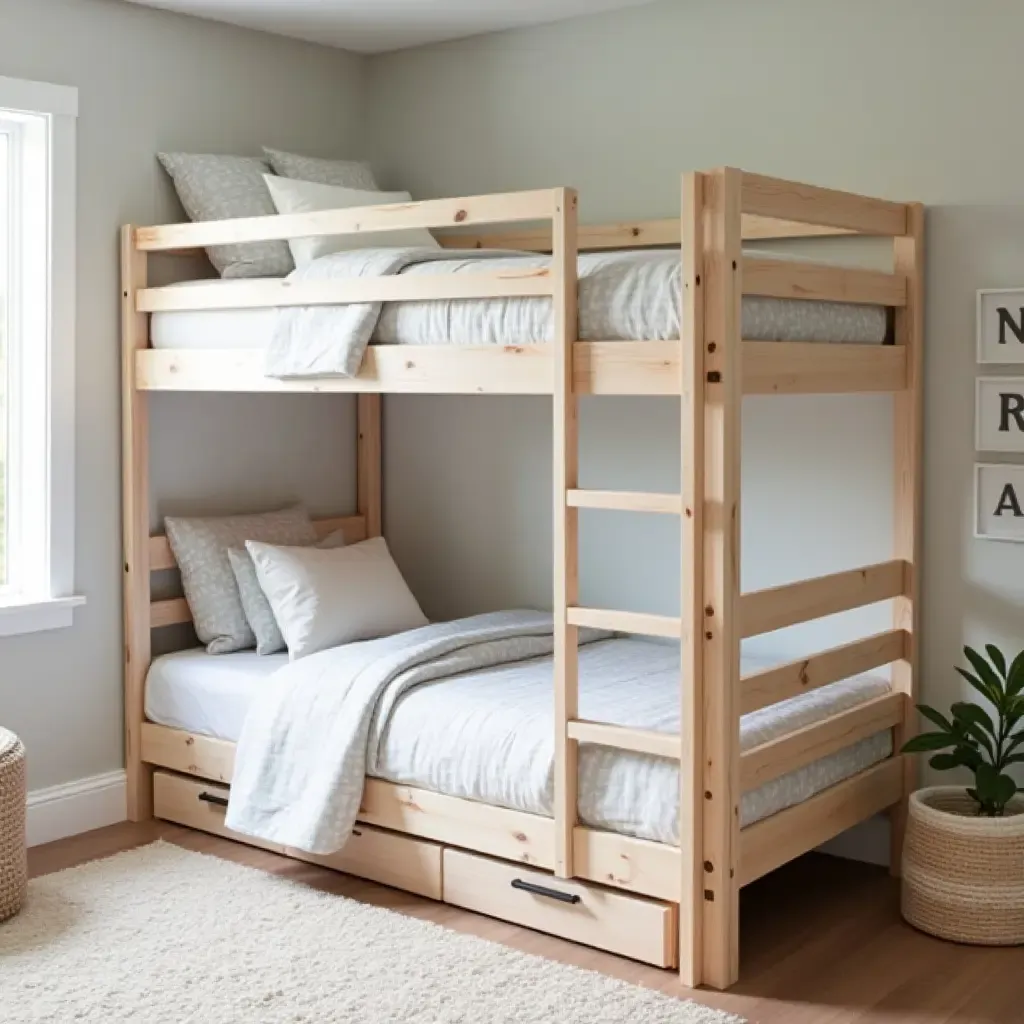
[
  {"left": 1008, "top": 649, "right": 1024, "bottom": 698},
  {"left": 901, "top": 732, "right": 957, "bottom": 754},
  {"left": 917, "top": 704, "right": 954, "bottom": 732},
  {"left": 986, "top": 644, "right": 1008, "bottom": 679},
  {"left": 1005, "top": 732, "right": 1024, "bottom": 756},
  {"left": 1003, "top": 754, "right": 1024, "bottom": 766},
  {"left": 965, "top": 646, "right": 1006, "bottom": 702},
  {"left": 951, "top": 706, "right": 997, "bottom": 760},
  {"left": 994, "top": 773, "right": 1018, "bottom": 813},
  {"left": 955, "top": 666, "right": 999, "bottom": 706},
  {"left": 976, "top": 761, "right": 1000, "bottom": 805},
  {"left": 929, "top": 752, "right": 962, "bottom": 771},
  {"left": 952, "top": 702, "right": 998, "bottom": 738},
  {"left": 955, "top": 744, "right": 984, "bottom": 770}
]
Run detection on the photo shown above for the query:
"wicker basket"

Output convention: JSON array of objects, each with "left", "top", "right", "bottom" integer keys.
[
  {"left": 902, "top": 786, "right": 1024, "bottom": 945},
  {"left": 0, "top": 728, "right": 27, "bottom": 923}
]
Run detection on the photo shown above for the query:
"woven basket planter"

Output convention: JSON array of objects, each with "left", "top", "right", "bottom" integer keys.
[
  {"left": 902, "top": 786, "right": 1024, "bottom": 945},
  {"left": 0, "top": 728, "right": 27, "bottom": 923}
]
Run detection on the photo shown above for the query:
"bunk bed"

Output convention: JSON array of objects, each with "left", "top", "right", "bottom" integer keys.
[{"left": 121, "top": 167, "right": 923, "bottom": 991}]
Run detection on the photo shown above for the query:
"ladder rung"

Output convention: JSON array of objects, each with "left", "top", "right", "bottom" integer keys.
[
  {"left": 567, "top": 719, "right": 681, "bottom": 759},
  {"left": 567, "top": 607, "right": 681, "bottom": 638},
  {"left": 566, "top": 489, "right": 682, "bottom": 514}
]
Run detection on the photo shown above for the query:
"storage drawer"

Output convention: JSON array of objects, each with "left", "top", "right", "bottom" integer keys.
[
  {"left": 442, "top": 848, "right": 677, "bottom": 968},
  {"left": 153, "top": 771, "right": 442, "bottom": 900}
]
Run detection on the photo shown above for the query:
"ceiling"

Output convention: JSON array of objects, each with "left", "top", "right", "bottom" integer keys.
[{"left": 124, "top": 0, "right": 657, "bottom": 54}]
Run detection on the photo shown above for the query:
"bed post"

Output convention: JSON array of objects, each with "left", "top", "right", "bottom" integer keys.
[
  {"left": 357, "top": 394, "right": 383, "bottom": 539},
  {"left": 679, "top": 171, "right": 707, "bottom": 987},
  {"left": 552, "top": 187, "right": 580, "bottom": 878},
  {"left": 889, "top": 203, "right": 924, "bottom": 874},
  {"left": 699, "top": 168, "right": 743, "bottom": 989},
  {"left": 121, "top": 226, "right": 153, "bottom": 821}
]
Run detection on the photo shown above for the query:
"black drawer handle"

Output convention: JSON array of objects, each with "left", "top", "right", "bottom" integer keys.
[
  {"left": 510, "top": 878, "right": 581, "bottom": 905},
  {"left": 198, "top": 791, "right": 229, "bottom": 808}
]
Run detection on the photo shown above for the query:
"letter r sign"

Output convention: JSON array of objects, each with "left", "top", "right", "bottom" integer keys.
[{"left": 977, "top": 378, "right": 1024, "bottom": 452}]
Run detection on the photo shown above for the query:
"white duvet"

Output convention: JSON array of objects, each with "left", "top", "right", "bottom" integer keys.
[{"left": 224, "top": 611, "right": 892, "bottom": 856}]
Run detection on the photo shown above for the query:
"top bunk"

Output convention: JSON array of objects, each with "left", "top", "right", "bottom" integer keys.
[{"left": 123, "top": 169, "right": 920, "bottom": 397}]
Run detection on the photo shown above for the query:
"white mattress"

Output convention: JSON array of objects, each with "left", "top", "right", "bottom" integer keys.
[
  {"left": 146, "top": 638, "right": 892, "bottom": 845},
  {"left": 149, "top": 250, "right": 890, "bottom": 351}
]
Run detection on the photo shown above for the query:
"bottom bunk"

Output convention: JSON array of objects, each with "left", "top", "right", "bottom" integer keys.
[{"left": 140, "top": 633, "right": 905, "bottom": 970}]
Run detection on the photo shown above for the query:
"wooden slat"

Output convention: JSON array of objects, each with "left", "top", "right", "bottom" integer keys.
[
  {"left": 359, "top": 778, "right": 555, "bottom": 869},
  {"left": 436, "top": 214, "right": 858, "bottom": 252},
  {"left": 566, "top": 489, "right": 681, "bottom": 514},
  {"left": 740, "top": 172, "right": 908, "bottom": 236},
  {"left": 148, "top": 514, "right": 367, "bottom": 573},
  {"left": 138, "top": 346, "right": 553, "bottom": 395},
  {"left": 741, "top": 559, "right": 907, "bottom": 638},
  {"left": 142, "top": 722, "right": 236, "bottom": 783},
  {"left": 566, "top": 720, "right": 680, "bottom": 759},
  {"left": 700, "top": 167, "right": 744, "bottom": 990},
  {"left": 572, "top": 826, "right": 681, "bottom": 903},
  {"left": 743, "top": 257, "right": 906, "bottom": 307},
  {"left": 741, "top": 629, "right": 908, "bottom": 715},
  {"left": 135, "top": 189, "right": 559, "bottom": 251},
  {"left": 136, "top": 341, "right": 904, "bottom": 398},
  {"left": 357, "top": 396, "right": 383, "bottom": 539},
  {"left": 679, "top": 170, "right": 706, "bottom": 988},
  {"left": 740, "top": 693, "right": 904, "bottom": 791},
  {"left": 552, "top": 187, "right": 580, "bottom": 881},
  {"left": 742, "top": 342, "right": 906, "bottom": 395},
  {"left": 138, "top": 271, "right": 553, "bottom": 313},
  {"left": 739, "top": 759, "right": 904, "bottom": 886},
  {"left": 150, "top": 597, "right": 191, "bottom": 629},
  {"left": 566, "top": 607, "right": 681, "bottom": 638},
  {"left": 890, "top": 202, "right": 925, "bottom": 873}
]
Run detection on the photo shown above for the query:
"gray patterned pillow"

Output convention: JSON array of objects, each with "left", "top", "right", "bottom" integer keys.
[
  {"left": 165, "top": 506, "right": 317, "bottom": 654},
  {"left": 157, "top": 153, "right": 294, "bottom": 279},
  {"left": 263, "top": 147, "right": 378, "bottom": 190},
  {"left": 227, "top": 527, "right": 348, "bottom": 656}
]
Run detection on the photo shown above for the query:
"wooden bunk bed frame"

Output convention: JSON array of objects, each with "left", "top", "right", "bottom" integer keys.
[{"left": 122, "top": 167, "right": 923, "bottom": 990}]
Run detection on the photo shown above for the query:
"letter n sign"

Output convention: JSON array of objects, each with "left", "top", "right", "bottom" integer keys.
[
  {"left": 976, "top": 378, "right": 1024, "bottom": 452},
  {"left": 978, "top": 289, "right": 1024, "bottom": 363},
  {"left": 976, "top": 464, "right": 1024, "bottom": 542}
]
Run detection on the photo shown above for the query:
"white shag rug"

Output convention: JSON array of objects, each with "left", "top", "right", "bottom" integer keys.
[{"left": 2, "top": 842, "right": 743, "bottom": 1023}]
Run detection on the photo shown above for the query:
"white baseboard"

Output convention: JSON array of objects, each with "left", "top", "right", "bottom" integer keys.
[
  {"left": 26, "top": 770, "right": 127, "bottom": 847},
  {"left": 817, "top": 814, "right": 891, "bottom": 867}
]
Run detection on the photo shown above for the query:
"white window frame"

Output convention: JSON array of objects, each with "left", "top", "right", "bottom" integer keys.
[{"left": 0, "top": 75, "right": 81, "bottom": 636}]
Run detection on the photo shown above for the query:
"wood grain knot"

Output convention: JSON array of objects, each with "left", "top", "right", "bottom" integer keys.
[
  {"left": 185, "top": 736, "right": 194, "bottom": 746},
  {"left": 631, "top": 227, "right": 640, "bottom": 237},
  {"left": 454, "top": 209, "right": 468, "bottom": 223},
  {"left": 513, "top": 831, "right": 529, "bottom": 843}
]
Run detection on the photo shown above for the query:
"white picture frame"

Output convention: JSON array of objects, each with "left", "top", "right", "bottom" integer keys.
[
  {"left": 976, "top": 377, "right": 1024, "bottom": 452},
  {"left": 975, "top": 463, "right": 1024, "bottom": 542},
  {"left": 978, "top": 288, "right": 1024, "bottom": 364}
]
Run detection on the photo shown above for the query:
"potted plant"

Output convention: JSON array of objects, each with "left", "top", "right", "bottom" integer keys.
[{"left": 900, "top": 644, "right": 1024, "bottom": 945}]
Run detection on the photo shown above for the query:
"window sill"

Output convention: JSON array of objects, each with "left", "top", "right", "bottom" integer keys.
[{"left": 0, "top": 595, "right": 86, "bottom": 637}]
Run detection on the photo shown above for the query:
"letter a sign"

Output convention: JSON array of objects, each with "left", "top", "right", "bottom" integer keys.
[
  {"left": 976, "top": 465, "right": 1024, "bottom": 542},
  {"left": 978, "top": 289, "right": 1024, "bottom": 363}
]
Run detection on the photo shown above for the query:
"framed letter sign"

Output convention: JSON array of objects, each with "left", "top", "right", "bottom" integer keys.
[
  {"left": 976, "top": 463, "right": 1024, "bottom": 542},
  {"left": 978, "top": 288, "right": 1024, "bottom": 364},
  {"left": 976, "top": 378, "right": 1024, "bottom": 452}
]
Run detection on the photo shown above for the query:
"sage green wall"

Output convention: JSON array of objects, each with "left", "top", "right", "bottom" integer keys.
[{"left": 365, "top": 0, "right": 1024, "bottom": 796}]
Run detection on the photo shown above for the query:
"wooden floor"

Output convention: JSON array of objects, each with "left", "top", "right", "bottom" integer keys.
[{"left": 29, "top": 822, "right": 1024, "bottom": 1024}]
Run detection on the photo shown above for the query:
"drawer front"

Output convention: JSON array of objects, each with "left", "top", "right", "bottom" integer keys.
[
  {"left": 153, "top": 771, "right": 442, "bottom": 900},
  {"left": 442, "top": 848, "right": 677, "bottom": 968}
]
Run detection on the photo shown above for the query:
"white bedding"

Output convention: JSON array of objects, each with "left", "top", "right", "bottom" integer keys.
[
  {"left": 150, "top": 249, "right": 890, "bottom": 357},
  {"left": 145, "top": 635, "right": 892, "bottom": 846}
]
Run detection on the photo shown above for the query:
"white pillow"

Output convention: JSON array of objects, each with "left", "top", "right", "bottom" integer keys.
[
  {"left": 246, "top": 536, "right": 428, "bottom": 660},
  {"left": 263, "top": 174, "right": 439, "bottom": 268}
]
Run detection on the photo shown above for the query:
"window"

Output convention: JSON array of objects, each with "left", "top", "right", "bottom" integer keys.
[{"left": 0, "top": 75, "right": 80, "bottom": 635}]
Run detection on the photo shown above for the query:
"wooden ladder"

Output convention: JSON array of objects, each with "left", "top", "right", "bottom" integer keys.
[{"left": 551, "top": 172, "right": 740, "bottom": 990}]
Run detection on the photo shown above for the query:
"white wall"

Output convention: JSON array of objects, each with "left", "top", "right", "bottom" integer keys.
[
  {"left": 0, "top": 0, "right": 366, "bottom": 792},
  {"left": 366, "top": 0, "right": 1024, "bottom": 784}
]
